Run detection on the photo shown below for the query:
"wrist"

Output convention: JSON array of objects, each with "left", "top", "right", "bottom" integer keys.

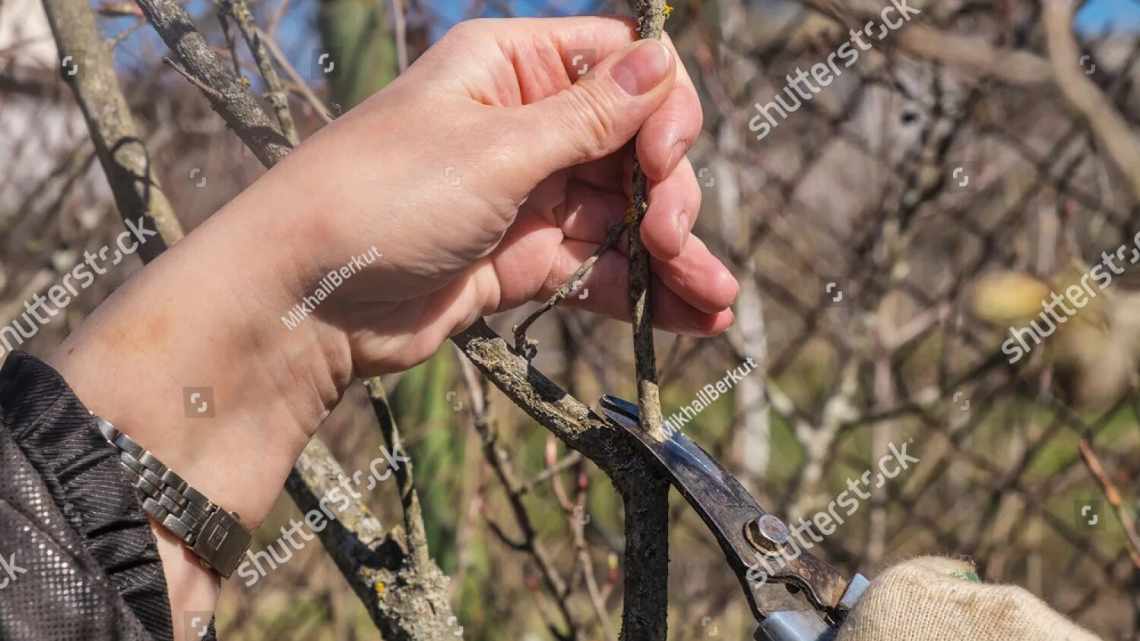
[
  {"left": 48, "top": 172, "right": 355, "bottom": 638},
  {"left": 48, "top": 198, "right": 353, "bottom": 530}
]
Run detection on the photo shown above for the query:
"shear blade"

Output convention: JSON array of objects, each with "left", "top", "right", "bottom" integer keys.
[{"left": 597, "top": 394, "right": 853, "bottom": 623}]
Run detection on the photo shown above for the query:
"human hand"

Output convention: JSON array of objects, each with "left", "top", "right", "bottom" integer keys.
[
  {"left": 254, "top": 16, "right": 738, "bottom": 374},
  {"left": 837, "top": 557, "right": 1102, "bottom": 641},
  {"left": 48, "top": 17, "right": 737, "bottom": 627}
]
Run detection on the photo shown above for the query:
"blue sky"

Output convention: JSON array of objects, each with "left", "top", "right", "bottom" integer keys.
[
  {"left": 438, "top": 0, "right": 1140, "bottom": 35},
  {"left": 106, "top": 0, "right": 1140, "bottom": 78},
  {"left": 1078, "top": 0, "right": 1140, "bottom": 33},
  {"left": 415, "top": 0, "right": 1140, "bottom": 43}
]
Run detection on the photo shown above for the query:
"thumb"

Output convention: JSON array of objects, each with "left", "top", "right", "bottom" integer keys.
[{"left": 519, "top": 39, "right": 675, "bottom": 179}]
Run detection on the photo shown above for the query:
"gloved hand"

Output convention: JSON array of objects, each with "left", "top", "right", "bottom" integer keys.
[{"left": 837, "top": 557, "right": 1103, "bottom": 641}]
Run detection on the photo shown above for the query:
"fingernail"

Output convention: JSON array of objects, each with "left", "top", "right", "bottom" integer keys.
[{"left": 611, "top": 40, "right": 671, "bottom": 96}]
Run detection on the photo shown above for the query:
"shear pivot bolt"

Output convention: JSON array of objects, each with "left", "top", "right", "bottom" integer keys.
[{"left": 745, "top": 514, "right": 790, "bottom": 553}]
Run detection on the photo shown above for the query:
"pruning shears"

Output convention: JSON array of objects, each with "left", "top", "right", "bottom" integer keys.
[{"left": 598, "top": 395, "right": 869, "bottom": 641}]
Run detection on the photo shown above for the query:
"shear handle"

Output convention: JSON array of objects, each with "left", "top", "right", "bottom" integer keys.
[{"left": 598, "top": 395, "right": 855, "bottom": 624}]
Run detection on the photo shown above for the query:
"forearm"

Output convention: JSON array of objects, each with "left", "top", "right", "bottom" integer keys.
[{"left": 46, "top": 195, "right": 353, "bottom": 638}]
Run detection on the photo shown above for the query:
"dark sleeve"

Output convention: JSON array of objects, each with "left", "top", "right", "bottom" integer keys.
[{"left": 0, "top": 351, "right": 215, "bottom": 641}]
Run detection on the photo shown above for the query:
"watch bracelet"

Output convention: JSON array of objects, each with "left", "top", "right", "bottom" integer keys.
[{"left": 93, "top": 416, "right": 251, "bottom": 578}]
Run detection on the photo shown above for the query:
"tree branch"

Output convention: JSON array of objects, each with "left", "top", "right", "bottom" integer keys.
[
  {"left": 513, "top": 220, "right": 628, "bottom": 359},
  {"left": 453, "top": 320, "right": 670, "bottom": 641},
  {"left": 133, "top": 0, "right": 292, "bottom": 167},
  {"left": 131, "top": 0, "right": 676, "bottom": 633},
  {"left": 222, "top": 0, "right": 300, "bottom": 145},
  {"left": 1077, "top": 438, "right": 1140, "bottom": 570},
  {"left": 287, "top": 436, "right": 462, "bottom": 641},
  {"left": 619, "top": 3, "right": 670, "bottom": 640},
  {"left": 1043, "top": 0, "right": 1140, "bottom": 202},
  {"left": 258, "top": 28, "right": 334, "bottom": 123},
  {"left": 42, "top": 0, "right": 182, "bottom": 261},
  {"left": 797, "top": 0, "right": 1055, "bottom": 86},
  {"left": 365, "top": 378, "right": 433, "bottom": 572},
  {"left": 457, "top": 358, "right": 577, "bottom": 641}
]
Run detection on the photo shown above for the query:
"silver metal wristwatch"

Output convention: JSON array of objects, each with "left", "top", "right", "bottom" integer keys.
[{"left": 94, "top": 416, "right": 252, "bottom": 578}]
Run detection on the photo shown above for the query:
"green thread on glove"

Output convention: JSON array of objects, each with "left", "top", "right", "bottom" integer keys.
[{"left": 951, "top": 570, "right": 981, "bottom": 583}]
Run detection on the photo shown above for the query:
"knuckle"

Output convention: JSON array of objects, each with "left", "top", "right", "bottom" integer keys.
[
  {"left": 692, "top": 94, "right": 705, "bottom": 133},
  {"left": 442, "top": 19, "right": 488, "bottom": 44},
  {"left": 562, "top": 84, "right": 619, "bottom": 161}
]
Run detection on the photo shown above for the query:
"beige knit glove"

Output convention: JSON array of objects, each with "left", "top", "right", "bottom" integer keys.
[{"left": 836, "top": 557, "right": 1103, "bottom": 641}]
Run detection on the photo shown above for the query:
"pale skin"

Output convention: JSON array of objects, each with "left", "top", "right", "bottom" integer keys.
[{"left": 45, "top": 17, "right": 737, "bottom": 640}]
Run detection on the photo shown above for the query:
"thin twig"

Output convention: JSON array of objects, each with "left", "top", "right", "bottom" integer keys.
[
  {"left": 513, "top": 220, "right": 628, "bottom": 359},
  {"left": 267, "top": 0, "right": 290, "bottom": 35},
  {"left": 163, "top": 56, "right": 223, "bottom": 100},
  {"left": 1043, "top": 0, "right": 1140, "bottom": 202},
  {"left": 259, "top": 29, "right": 333, "bottom": 123},
  {"left": 390, "top": 0, "right": 409, "bottom": 73},
  {"left": 1078, "top": 438, "right": 1140, "bottom": 570},
  {"left": 520, "top": 451, "right": 584, "bottom": 496},
  {"left": 365, "top": 378, "right": 432, "bottom": 570},
  {"left": 569, "top": 469, "right": 617, "bottom": 641},
  {"left": 108, "top": 18, "right": 147, "bottom": 50},
  {"left": 222, "top": 0, "right": 299, "bottom": 145},
  {"left": 798, "top": 0, "right": 1054, "bottom": 86},
  {"left": 626, "top": 0, "right": 667, "bottom": 443},
  {"left": 546, "top": 437, "right": 576, "bottom": 511},
  {"left": 620, "top": 5, "right": 672, "bottom": 641},
  {"left": 217, "top": 9, "right": 242, "bottom": 78},
  {"left": 458, "top": 356, "right": 578, "bottom": 641}
]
